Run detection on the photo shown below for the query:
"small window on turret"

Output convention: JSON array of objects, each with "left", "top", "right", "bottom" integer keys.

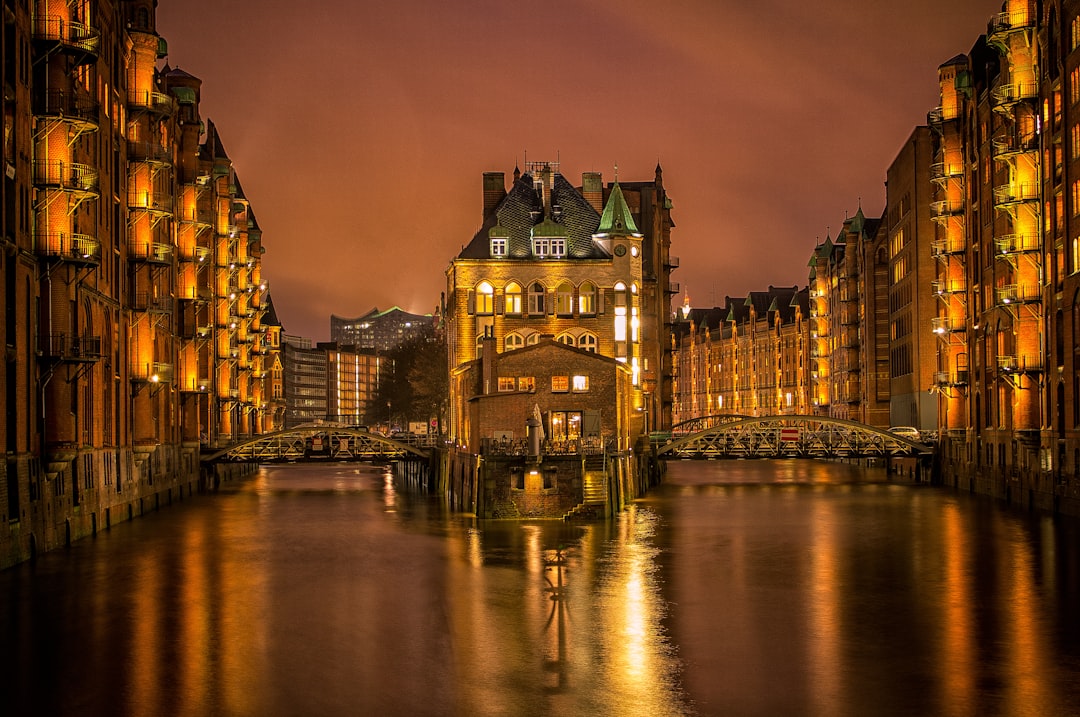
[{"left": 491, "top": 238, "right": 507, "bottom": 256}]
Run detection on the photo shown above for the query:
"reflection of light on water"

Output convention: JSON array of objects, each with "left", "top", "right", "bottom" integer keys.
[
  {"left": 382, "top": 468, "right": 397, "bottom": 511},
  {"left": 594, "top": 506, "right": 687, "bottom": 716}
]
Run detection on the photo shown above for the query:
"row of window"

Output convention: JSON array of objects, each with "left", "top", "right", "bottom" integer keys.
[
  {"left": 471, "top": 280, "right": 635, "bottom": 316},
  {"left": 479, "top": 331, "right": 599, "bottom": 355},
  {"left": 490, "top": 237, "right": 566, "bottom": 258},
  {"left": 496, "top": 374, "right": 590, "bottom": 392}
]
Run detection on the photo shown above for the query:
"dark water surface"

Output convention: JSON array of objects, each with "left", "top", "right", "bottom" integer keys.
[{"left": 2, "top": 460, "right": 1079, "bottom": 716}]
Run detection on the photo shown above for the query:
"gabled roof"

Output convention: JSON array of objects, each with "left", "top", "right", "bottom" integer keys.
[{"left": 459, "top": 171, "right": 608, "bottom": 260}]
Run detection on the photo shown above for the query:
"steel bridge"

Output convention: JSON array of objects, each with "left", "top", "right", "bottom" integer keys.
[
  {"left": 657, "top": 415, "right": 933, "bottom": 460},
  {"left": 201, "top": 425, "right": 433, "bottom": 464}
]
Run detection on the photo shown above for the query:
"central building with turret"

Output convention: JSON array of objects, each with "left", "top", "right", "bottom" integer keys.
[{"left": 443, "top": 161, "right": 676, "bottom": 518}]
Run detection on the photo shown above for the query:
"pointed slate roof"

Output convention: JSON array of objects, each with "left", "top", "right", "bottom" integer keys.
[
  {"left": 596, "top": 182, "right": 641, "bottom": 236},
  {"left": 460, "top": 170, "right": 608, "bottom": 260}
]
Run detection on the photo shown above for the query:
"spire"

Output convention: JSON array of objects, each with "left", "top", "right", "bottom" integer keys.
[{"left": 596, "top": 181, "right": 640, "bottom": 236}]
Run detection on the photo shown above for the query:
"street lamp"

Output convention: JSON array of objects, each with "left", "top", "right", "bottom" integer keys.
[{"left": 386, "top": 401, "right": 391, "bottom": 435}]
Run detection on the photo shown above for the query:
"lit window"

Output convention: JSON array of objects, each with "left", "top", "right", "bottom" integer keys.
[
  {"left": 579, "top": 282, "right": 596, "bottom": 315},
  {"left": 491, "top": 237, "right": 507, "bottom": 256},
  {"left": 572, "top": 375, "right": 589, "bottom": 392},
  {"left": 476, "top": 281, "right": 494, "bottom": 314},
  {"left": 556, "top": 282, "right": 574, "bottom": 315},
  {"left": 498, "top": 377, "right": 516, "bottom": 392},
  {"left": 518, "top": 376, "right": 535, "bottom": 391},
  {"left": 505, "top": 282, "right": 522, "bottom": 314},
  {"left": 551, "top": 375, "right": 569, "bottom": 393}
]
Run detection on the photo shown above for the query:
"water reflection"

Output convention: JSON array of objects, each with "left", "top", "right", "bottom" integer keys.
[{"left": 2, "top": 461, "right": 1079, "bottom": 717}]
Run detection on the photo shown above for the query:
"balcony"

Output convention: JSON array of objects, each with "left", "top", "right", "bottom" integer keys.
[
  {"left": 33, "top": 89, "right": 100, "bottom": 132},
  {"left": 128, "top": 89, "right": 175, "bottom": 117},
  {"left": 932, "top": 316, "right": 965, "bottom": 334},
  {"left": 131, "top": 293, "right": 173, "bottom": 313},
  {"left": 992, "top": 134, "right": 1038, "bottom": 158},
  {"left": 997, "top": 354, "right": 1043, "bottom": 374},
  {"left": 665, "top": 255, "right": 680, "bottom": 269},
  {"left": 178, "top": 285, "right": 213, "bottom": 303},
  {"left": 993, "top": 182, "right": 1039, "bottom": 207},
  {"left": 179, "top": 378, "right": 212, "bottom": 394},
  {"left": 994, "top": 233, "right": 1039, "bottom": 256},
  {"left": 930, "top": 199, "right": 965, "bottom": 217},
  {"left": 934, "top": 369, "right": 970, "bottom": 387},
  {"left": 131, "top": 362, "right": 174, "bottom": 384},
  {"left": 126, "top": 140, "right": 172, "bottom": 165},
  {"left": 38, "top": 334, "right": 102, "bottom": 362},
  {"left": 929, "top": 161, "right": 964, "bottom": 184},
  {"left": 129, "top": 241, "right": 172, "bottom": 265},
  {"left": 178, "top": 245, "right": 211, "bottom": 264},
  {"left": 931, "top": 237, "right": 966, "bottom": 256},
  {"left": 666, "top": 281, "right": 680, "bottom": 295},
  {"left": 176, "top": 206, "right": 214, "bottom": 229},
  {"left": 988, "top": 8, "right": 1035, "bottom": 46},
  {"left": 127, "top": 191, "right": 174, "bottom": 216},
  {"left": 34, "top": 232, "right": 101, "bottom": 267},
  {"left": 931, "top": 278, "right": 966, "bottom": 295},
  {"left": 31, "top": 16, "right": 100, "bottom": 63},
  {"left": 995, "top": 283, "right": 1041, "bottom": 306},
  {"left": 32, "top": 160, "right": 99, "bottom": 195},
  {"left": 991, "top": 81, "right": 1039, "bottom": 109}
]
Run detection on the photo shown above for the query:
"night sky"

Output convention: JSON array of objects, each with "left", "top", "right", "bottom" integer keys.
[{"left": 156, "top": 0, "right": 997, "bottom": 341}]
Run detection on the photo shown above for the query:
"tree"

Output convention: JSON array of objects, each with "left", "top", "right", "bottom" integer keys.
[{"left": 367, "top": 329, "right": 447, "bottom": 434}]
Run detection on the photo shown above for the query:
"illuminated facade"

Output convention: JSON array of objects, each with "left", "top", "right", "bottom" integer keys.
[
  {"left": 282, "top": 340, "right": 383, "bottom": 429},
  {"left": 887, "top": 128, "right": 940, "bottom": 431},
  {"left": 927, "top": 0, "right": 1079, "bottom": 510},
  {"left": 672, "top": 286, "right": 811, "bottom": 425},
  {"left": 0, "top": 0, "right": 272, "bottom": 568},
  {"left": 445, "top": 161, "right": 676, "bottom": 447},
  {"left": 330, "top": 306, "right": 432, "bottom": 353}
]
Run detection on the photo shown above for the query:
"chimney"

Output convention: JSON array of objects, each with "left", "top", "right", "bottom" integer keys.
[
  {"left": 582, "top": 172, "right": 603, "bottom": 213},
  {"left": 481, "top": 330, "right": 499, "bottom": 394},
  {"left": 482, "top": 172, "right": 506, "bottom": 220}
]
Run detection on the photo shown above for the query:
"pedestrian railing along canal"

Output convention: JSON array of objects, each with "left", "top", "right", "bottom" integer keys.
[
  {"left": 202, "top": 425, "right": 432, "bottom": 463},
  {"left": 657, "top": 415, "right": 933, "bottom": 460}
]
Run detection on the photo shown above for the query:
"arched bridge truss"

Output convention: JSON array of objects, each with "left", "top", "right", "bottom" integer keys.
[
  {"left": 657, "top": 415, "right": 932, "bottom": 460},
  {"left": 201, "top": 426, "right": 430, "bottom": 463}
]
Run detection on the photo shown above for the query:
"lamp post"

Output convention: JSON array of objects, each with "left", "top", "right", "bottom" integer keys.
[{"left": 386, "top": 401, "right": 391, "bottom": 435}]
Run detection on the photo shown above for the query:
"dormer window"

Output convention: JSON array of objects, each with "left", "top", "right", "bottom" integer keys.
[
  {"left": 491, "top": 237, "right": 507, "bottom": 257},
  {"left": 533, "top": 237, "right": 565, "bottom": 258}
]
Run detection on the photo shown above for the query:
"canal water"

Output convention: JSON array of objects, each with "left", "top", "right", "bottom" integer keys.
[{"left": 2, "top": 460, "right": 1079, "bottom": 717}]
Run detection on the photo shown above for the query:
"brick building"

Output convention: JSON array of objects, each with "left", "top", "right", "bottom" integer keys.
[
  {"left": 442, "top": 160, "right": 675, "bottom": 517},
  {"left": 672, "top": 286, "right": 811, "bottom": 425},
  {"left": 448, "top": 337, "right": 635, "bottom": 518},
  {"left": 0, "top": 0, "right": 272, "bottom": 567}
]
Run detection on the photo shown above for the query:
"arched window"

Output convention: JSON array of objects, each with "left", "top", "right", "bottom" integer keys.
[
  {"left": 475, "top": 281, "right": 494, "bottom": 315},
  {"left": 579, "top": 282, "right": 597, "bottom": 315},
  {"left": 475, "top": 334, "right": 486, "bottom": 358},
  {"left": 528, "top": 282, "right": 545, "bottom": 315},
  {"left": 504, "top": 282, "right": 522, "bottom": 315},
  {"left": 578, "top": 332, "right": 598, "bottom": 353},
  {"left": 613, "top": 282, "right": 628, "bottom": 349},
  {"left": 555, "top": 282, "right": 574, "bottom": 316},
  {"left": 504, "top": 332, "right": 525, "bottom": 351},
  {"left": 556, "top": 332, "right": 575, "bottom": 347},
  {"left": 526, "top": 333, "right": 541, "bottom": 346}
]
